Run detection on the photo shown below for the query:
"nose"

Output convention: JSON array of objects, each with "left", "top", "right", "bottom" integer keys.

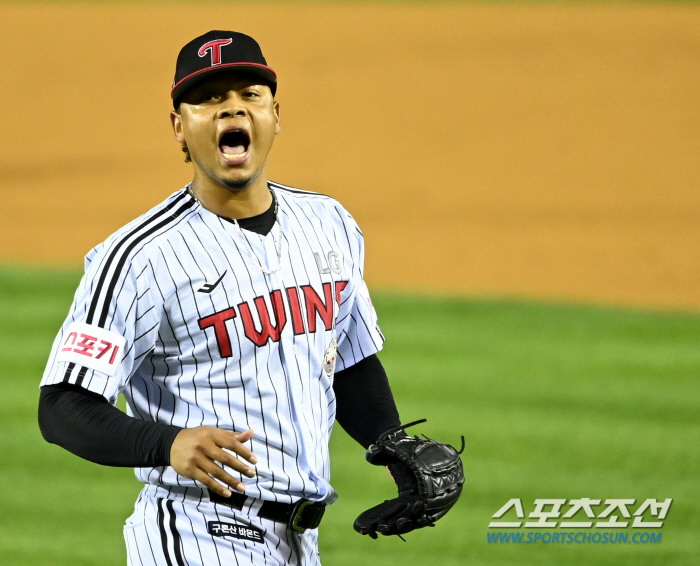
[{"left": 217, "top": 91, "right": 247, "bottom": 120}]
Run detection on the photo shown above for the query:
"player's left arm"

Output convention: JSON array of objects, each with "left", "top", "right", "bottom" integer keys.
[
  {"left": 332, "top": 354, "right": 400, "bottom": 449},
  {"left": 331, "top": 208, "right": 465, "bottom": 539},
  {"left": 332, "top": 208, "right": 399, "bottom": 447}
]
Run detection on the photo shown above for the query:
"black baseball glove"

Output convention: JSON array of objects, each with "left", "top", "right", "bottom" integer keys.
[{"left": 353, "top": 419, "right": 465, "bottom": 539}]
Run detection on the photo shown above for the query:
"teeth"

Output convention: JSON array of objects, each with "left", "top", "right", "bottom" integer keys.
[{"left": 222, "top": 151, "right": 246, "bottom": 159}]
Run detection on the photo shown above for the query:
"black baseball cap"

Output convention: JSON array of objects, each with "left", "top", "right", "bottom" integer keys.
[{"left": 171, "top": 30, "right": 277, "bottom": 108}]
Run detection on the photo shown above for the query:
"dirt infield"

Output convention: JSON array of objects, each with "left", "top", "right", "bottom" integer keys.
[{"left": 1, "top": 2, "right": 699, "bottom": 310}]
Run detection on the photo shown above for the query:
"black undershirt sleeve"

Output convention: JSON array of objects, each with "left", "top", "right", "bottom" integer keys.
[
  {"left": 332, "top": 354, "right": 401, "bottom": 449},
  {"left": 38, "top": 352, "right": 399, "bottom": 465},
  {"left": 38, "top": 383, "right": 181, "bottom": 467}
]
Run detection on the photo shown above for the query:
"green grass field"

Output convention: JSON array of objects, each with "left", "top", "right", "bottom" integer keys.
[{"left": 0, "top": 265, "right": 698, "bottom": 565}]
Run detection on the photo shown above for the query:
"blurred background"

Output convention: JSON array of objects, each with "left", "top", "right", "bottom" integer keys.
[{"left": 1, "top": 1, "right": 698, "bottom": 565}]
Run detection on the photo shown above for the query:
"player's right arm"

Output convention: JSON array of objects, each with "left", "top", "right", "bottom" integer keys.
[
  {"left": 38, "top": 386, "right": 256, "bottom": 495},
  {"left": 38, "top": 221, "right": 255, "bottom": 496}
]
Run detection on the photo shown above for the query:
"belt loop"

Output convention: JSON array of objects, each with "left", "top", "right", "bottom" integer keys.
[{"left": 208, "top": 489, "right": 247, "bottom": 511}]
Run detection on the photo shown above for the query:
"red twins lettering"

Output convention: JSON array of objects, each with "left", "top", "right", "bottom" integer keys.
[
  {"left": 198, "top": 282, "right": 348, "bottom": 354},
  {"left": 198, "top": 308, "right": 236, "bottom": 357},
  {"left": 238, "top": 291, "right": 287, "bottom": 347},
  {"left": 198, "top": 38, "right": 233, "bottom": 66}
]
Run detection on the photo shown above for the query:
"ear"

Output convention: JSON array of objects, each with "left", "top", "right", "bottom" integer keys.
[
  {"left": 170, "top": 110, "right": 186, "bottom": 144},
  {"left": 274, "top": 101, "right": 281, "bottom": 135}
]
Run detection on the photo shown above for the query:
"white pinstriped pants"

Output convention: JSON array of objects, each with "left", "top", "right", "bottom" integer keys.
[{"left": 124, "top": 492, "right": 322, "bottom": 566}]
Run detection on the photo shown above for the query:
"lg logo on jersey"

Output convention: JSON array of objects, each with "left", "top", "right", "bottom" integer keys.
[
  {"left": 198, "top": 281, "right": 348, "bottom": 356},
  {"left": 314, "top": 251, "right": 342, "bottom": 275}
]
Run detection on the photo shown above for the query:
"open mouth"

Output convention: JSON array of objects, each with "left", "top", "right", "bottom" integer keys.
[{"left": 218, "top": 129, "right": 250, "bottom": 160}]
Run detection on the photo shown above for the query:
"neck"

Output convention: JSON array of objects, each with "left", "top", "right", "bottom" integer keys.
[{"left": 190, "top": 167, "right": 272, "bottom": 220}]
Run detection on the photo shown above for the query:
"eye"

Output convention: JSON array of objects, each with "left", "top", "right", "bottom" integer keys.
[{"left": 243, "top": 90, "right": 260, "bottom": 99}]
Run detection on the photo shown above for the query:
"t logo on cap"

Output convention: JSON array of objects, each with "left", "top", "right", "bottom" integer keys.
[
  {"left": 172, "top": 31, "right": 277, "bottom": 107},
  {"left": 198, "top": 38, "right": 233, "bottom": 66}
]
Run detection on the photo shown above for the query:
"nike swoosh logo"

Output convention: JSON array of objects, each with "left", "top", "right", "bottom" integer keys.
[{"left": 198, "top": 271, "right": 227, "bottom": 294}]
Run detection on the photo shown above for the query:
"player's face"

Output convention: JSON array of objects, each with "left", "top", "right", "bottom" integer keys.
[{"left": 171, "top": 73, "right": 280, "bottom": 190}]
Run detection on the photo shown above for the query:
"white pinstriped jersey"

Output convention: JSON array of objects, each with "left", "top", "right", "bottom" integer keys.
[{"left": 41, "top": 182, "right": 384, "bottom": 505}]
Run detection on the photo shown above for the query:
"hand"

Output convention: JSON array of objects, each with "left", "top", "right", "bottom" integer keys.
[{"left": 170, "top": 427, "right": 257, "bottom": 497}]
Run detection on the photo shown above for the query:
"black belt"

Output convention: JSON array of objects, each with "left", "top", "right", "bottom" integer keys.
[{"left": 208, "top": 490, "right": 326, "bottom": 532}]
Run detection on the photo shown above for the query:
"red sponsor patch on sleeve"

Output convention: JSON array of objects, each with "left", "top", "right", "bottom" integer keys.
[{"left": 56, "top": 322, "right": 126, "bottom": 377}]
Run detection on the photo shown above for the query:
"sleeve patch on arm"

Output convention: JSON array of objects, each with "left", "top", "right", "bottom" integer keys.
[
  {"left": 56, "top": 322, "right": 126, "bottom": 377},
  {"left": 359, "top": 281, "right": 379, "bottom": 327}
]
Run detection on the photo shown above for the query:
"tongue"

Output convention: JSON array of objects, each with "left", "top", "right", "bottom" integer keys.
[{"left": 221, "top": 144, "right": 246, "bottom": 156}]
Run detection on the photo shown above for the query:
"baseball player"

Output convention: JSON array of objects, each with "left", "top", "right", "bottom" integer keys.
[{"left": 38, "top": 31, "right": 463, "bottom": 565}]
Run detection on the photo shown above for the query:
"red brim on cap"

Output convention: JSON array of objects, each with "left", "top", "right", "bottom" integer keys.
[{"left": 171, "top": 62, "right": 277, "bottom": 106}]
